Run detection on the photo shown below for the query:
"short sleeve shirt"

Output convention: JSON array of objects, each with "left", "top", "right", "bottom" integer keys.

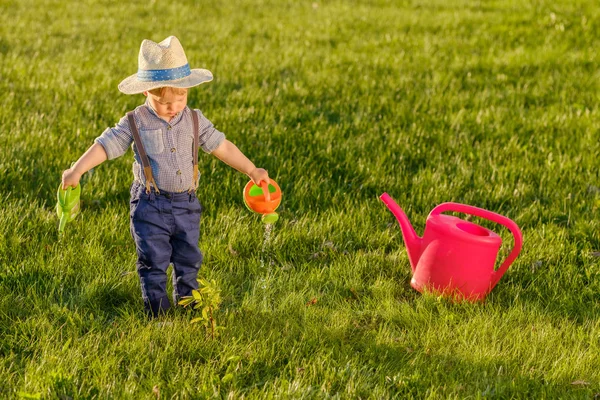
[{"left": 94, "top": 101, "right": 225, "bottom": 192}]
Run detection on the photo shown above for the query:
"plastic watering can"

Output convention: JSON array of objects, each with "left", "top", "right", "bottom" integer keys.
[
  {"left": 380, "top": 193, "right": 523, "bottom": 301},
  {"left": 243, "top": 180, "right": 282, "bottom": 224},
  {"left": 56, "top": 184, "right": 81, "bottom": 233}
]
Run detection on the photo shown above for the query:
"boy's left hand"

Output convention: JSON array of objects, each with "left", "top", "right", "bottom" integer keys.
[{"left": 248, "top": 168, "right": 269, "bottom": 185}]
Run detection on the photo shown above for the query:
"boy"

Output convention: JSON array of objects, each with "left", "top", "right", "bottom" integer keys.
[{"left": 61, "top": 36, "right": 269, "bottom": 317}]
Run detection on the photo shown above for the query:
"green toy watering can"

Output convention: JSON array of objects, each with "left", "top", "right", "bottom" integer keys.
[{"left": 56, "top": 184, "right": 81, "bottom": 233}]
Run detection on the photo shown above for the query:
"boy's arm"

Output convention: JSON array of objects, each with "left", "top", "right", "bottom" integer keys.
[
  {"left": 61, "top": 143, "right": 108, "bottom": 189},
  {"left": 211, "top": 139, "right": 269, "bottom": 184}
]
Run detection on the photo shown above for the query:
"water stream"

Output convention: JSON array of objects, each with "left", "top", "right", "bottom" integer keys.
[{"left": 258, "top": 223, "right": 274, "bottom": 289}]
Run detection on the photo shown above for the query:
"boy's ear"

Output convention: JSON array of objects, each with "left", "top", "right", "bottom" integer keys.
[{"left": 143, "top": 91, "right": 148, "bottom": 97}]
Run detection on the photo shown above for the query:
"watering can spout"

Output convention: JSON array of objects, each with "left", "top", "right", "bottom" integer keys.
[{"left": 380, "top": 193, "right": 422, "bottom": 271}]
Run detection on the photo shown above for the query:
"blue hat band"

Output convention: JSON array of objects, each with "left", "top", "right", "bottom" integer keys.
[{"left": 137, "top": 64, "right": 191, "bottom": 82}]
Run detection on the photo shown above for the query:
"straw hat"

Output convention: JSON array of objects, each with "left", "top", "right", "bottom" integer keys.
[{"left": 118, "top": 36, "right": 213, "bottom": 94}]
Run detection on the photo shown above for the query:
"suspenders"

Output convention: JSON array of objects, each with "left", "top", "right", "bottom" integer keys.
[
  {"left": 127, "top": 109, "right": 200, "bottom": 194},
  {"left": 191, "top": 110, "right": 199, "bottom": 192}
]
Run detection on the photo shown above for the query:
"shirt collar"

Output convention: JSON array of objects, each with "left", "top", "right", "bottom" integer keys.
[{"left": 144, "top": 98, "right": 186, "bottom": 126}]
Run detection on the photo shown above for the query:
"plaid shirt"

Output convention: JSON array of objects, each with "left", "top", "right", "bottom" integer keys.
[{"left": 95, "top": 100, "right": 225, "bottom": 192}]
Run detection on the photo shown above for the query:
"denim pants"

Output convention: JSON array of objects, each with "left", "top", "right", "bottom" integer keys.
[{"left": 129, "top": 182, "right": 203, "bottom": 317}]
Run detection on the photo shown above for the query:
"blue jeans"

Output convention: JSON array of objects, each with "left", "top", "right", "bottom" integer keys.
[{"left": 129, "top": 182, "right": 203, "bottom": 318}]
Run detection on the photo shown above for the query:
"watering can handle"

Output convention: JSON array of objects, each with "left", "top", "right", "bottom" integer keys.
[
  {"left": 260, "top": 181, "right": 271, "bottom": 202},
  {"left": 58, "top": 186, "right": 72, "bottom": 203},
  {"left": 430, "top": 202, "right": 523, "bottom": 289},
  {"left": 57, "top": 186, "right": 73, "bottom": 234}
]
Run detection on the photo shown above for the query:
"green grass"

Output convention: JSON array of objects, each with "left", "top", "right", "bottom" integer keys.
[{"left": 1, "top": 0, "right": 600, "bottom": 398}]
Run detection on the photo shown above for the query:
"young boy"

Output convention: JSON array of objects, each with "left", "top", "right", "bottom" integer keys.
[{"left": 61, "top": 36, "right": 269, "bottom": 318}]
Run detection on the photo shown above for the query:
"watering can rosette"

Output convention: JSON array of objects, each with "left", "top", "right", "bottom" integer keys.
[
  {"left": 243, "top": 179, "right": 281, "bottom": 223},
  {"left": 380, "top": 193, "right": 523, "bottom": 301}
]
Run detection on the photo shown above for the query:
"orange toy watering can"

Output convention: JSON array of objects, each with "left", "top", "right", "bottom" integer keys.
[
  {"left": 244, "top": 180, "right": 282, "bottom": 223},
  {"left": 380, "top": 193, "right": 523, "bottom": 301}
]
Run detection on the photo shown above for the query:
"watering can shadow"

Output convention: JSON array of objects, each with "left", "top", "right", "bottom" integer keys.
[{"left": 380, "top": 193, "right": 523, "bottom": 301}]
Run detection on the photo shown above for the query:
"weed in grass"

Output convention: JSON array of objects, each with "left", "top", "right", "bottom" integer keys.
[{"left": 179, "top": 278, "right": 223, "bottom": 339}]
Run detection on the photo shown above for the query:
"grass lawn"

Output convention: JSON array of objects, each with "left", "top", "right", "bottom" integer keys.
[{"left": 1, "top": 0, "right": 599, "bottom": 398}]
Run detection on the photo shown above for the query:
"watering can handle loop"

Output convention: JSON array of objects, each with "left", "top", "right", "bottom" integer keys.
[
  {"left": 58, "top": 186, "right": 72, "bottom": 205},
  {"left": 260, "top": 180, "right": 271, "bottom": 202},
  {"left": 430, "top": 202, "right": 523, "bottom": 289}
]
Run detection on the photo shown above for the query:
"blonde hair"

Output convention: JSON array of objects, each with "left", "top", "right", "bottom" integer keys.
[{"left": 147, "top": 87, "right": 187, "bottom": 97}]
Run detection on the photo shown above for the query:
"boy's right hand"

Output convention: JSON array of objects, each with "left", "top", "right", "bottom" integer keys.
[{"left": 61, "top": 167, "right": 82, "bottom": 189}]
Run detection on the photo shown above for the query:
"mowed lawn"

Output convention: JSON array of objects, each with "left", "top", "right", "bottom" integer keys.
[{"left": 1, "top": 0, "right": 599, "bottom": 398}]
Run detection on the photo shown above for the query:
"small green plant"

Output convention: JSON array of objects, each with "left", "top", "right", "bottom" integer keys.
[{"left": 178, "top": 278, "right": 222, "bottom": 339}]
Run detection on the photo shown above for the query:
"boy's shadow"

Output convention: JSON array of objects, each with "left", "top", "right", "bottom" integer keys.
[{"left": 1, "top": 268, "right": 140, "bottom": 321}]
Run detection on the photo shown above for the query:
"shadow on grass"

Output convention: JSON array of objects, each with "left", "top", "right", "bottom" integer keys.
[
  {"left": 0, "top": 268, "right": 140, "bottom": 322},
  {"left": 81, "top": 281, "right": 140, "bottom": 316},
  {"left": 362, "top": 341, "right": 598, "bottom": 398},
  {"left": 176, "top": 304, "right": 598, "bottom": 398}
]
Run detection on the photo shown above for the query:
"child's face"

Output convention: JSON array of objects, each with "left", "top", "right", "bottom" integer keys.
[{"left": 145, "top": 89, "right": 188, "bottom": 122}]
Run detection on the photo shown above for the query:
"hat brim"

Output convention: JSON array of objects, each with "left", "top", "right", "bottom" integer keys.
[{"left": 118, "top": 68, "right": 213, "bottom": 94}]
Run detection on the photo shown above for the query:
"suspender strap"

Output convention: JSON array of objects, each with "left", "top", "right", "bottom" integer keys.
[
  {"left": 190, "top": 110, "right": 200, "bottom": 193},
  {"left": 127, "top": 112, "right": 159, "bottom": 194}
]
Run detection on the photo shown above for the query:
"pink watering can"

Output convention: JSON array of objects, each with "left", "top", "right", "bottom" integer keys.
[{"left": 380, "top": 193, "right": 523, "bottom": 301}]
